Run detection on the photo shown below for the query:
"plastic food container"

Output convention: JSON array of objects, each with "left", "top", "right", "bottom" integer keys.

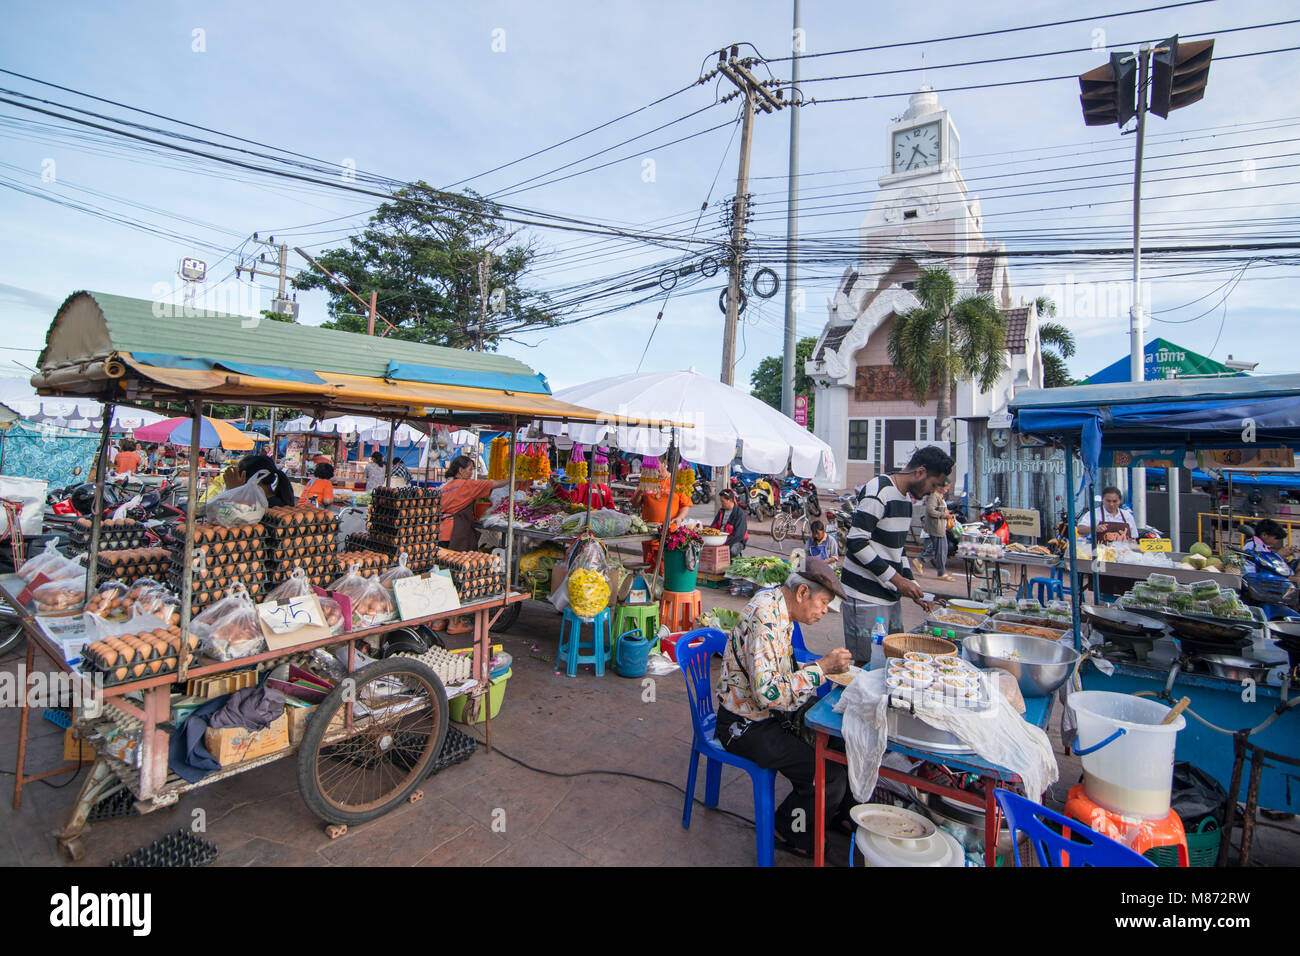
[{"left": 903, "top": 651, "right": 933, "bottom": 664}]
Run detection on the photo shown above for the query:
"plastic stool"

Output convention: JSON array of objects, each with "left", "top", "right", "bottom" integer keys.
[
  {"left": 660, "top": 588, "right": 703, "bottom": 633},
  {"left": 1028, "top": 577, "right": 1064, "bottom": 604},
  {"left": 1063, "top": 783, "right": 1189, "bottom": 866},
  {"left": 612, "top": 602, "right": 661, "bottom": 657},
  {"left": 557, "top": 606, "right": 612, "bottom": 677}
]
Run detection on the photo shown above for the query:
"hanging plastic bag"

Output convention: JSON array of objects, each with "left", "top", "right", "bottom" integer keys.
[
  {"left": 19, "top": 540, "right": 76, "bottom": 582},
  {"left": 191, "top": 583, "right": 265, "bottom": 661},
  {"left": 129, "top": 584, "right": 181, "bottom": 628},
  {"left": 205, "top": 469, "right": 271, "bottom": 527},
  {"left": 327, "top": 563, "right": 395, "bottom": 628},
  {"left": 379, "top": 552, "right": 415, "bottom": 593},
  {"left": 565, "top": 532, "right": 610, "bottom": 620},
  {"left": 268, "top": 568, "right": 345, "bottom": 635}
]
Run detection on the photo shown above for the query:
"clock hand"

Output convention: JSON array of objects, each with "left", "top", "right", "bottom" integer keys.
[{"left": 907, "top": 145, "right": 924, "bottom": 170}]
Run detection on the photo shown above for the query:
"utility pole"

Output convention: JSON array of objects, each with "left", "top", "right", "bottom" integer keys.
[
  {"left": 238, "top": 234, "right": 299, "bottom": 319},
  {"left": 781, "top": 0, "right": 802, "bottom": 417},
  {"left": 476, "top": 250, "right": 492, "bottom": 352},
  {"left": 1130, "top": 45, "right": 1151, "bottom": 529},
  {"left": 715, "top": 47, "right": 786, "bottom": 386}
]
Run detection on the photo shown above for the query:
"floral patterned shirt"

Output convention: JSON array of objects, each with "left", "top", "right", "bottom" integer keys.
[{"left": 716, "top": 587, "right": 825, "bottom": 721}]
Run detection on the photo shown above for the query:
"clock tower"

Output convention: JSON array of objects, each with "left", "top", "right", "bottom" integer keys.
[
  {"left": 860, "top": 87, "right": 983, "bottom": 269},
  {"left": 806, "top": 87, "right": 1042, "bottom": 492}
]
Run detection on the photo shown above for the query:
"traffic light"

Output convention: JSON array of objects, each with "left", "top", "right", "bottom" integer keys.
[
  {"left": 1079, "top": 52, "right": 1137, "bottom": 127},
  {"left": 1150, "top": 36, "right": 1214, "bottom": 119}
]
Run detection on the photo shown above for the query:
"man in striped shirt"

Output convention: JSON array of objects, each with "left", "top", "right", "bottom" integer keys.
[{"left": 842, "top": 446, "right": 954, "bottom": 664}]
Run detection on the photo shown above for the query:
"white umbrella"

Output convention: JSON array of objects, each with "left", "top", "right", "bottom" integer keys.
[{"left": 541, "top": 369, "right": 837, "bottom": 481}]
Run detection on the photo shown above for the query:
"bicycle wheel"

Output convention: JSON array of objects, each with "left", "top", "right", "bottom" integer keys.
[
  {"left": 297, "top": 658, "right": 448, "bottom": 826},
  {"left": 0, "top": 612, "right": 24, "bottom": 658},
  {"left": 771, "top": 512, "right": 792, "bottom": 546}
]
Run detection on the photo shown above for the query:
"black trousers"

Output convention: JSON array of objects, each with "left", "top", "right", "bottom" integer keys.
[{"left": 717, "top": 708, "right": 854, "bottom": 847}]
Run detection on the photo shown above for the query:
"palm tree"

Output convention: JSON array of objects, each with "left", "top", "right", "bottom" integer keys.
[
  {"left": 888, "top": 268, "right": 1006, "bottom": 446},
  {"left": 1034, "top": 296, "right": 1077, "bottom": 388}
]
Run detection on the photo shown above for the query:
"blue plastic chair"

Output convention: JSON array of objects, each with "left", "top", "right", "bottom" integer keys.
[
  {"left": 677, "top": 628, "right": 778, "bottom": 867},
  {"left": 792, "top": 622, "right": 830, "bottom": 698},
  {"left": 993, "top": 789, "right": 1157, "bottom": 867},
  {"left": 1028, "top": 576, "right": 1064, "bottom": 604},
  {"left": 557, "top": 606, "right": 611, "bottom": 677}
]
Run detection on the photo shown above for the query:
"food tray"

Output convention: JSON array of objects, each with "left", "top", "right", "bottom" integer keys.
[
  {"left": 924, "top": 616, "right": 982, "bottom": 637},
  {"left": 998, "top": 550, "right": 1060, "bottom": 567}
]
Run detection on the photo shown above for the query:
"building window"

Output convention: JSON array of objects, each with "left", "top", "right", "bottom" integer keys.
[
  {"left": 873, "top": 419, "right": 883, "bottom": 472},
  {"left": 848, "top": 419, "right": 871, "bottom": 461},
  {"left": 919, "top": 419, "right": 928, "bottom": 441}
]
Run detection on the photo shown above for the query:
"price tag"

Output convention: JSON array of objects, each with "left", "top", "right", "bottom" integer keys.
[
  {"left": 257, "top": 594, "right": 331, "bottom": 650},
  {"left": 1140, "top": 538, "right": 1173, "bottom": 553},
  {"left": 394, "top": 574, "right": 460, "bottom": 621},
  {"left": 258, "top": 595, "right": 325, "bottom": 635}
]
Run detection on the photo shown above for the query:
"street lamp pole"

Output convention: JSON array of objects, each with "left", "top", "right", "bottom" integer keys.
[{"left": 1130, "top": 45, "right": 1151, "bottom": 529}]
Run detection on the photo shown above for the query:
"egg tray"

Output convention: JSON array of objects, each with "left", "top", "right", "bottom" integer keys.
[
  {"left": 111, "top": 829, "right": 217, "bottom": 868},
  {"left": 456, "top": 581, "right": 507, "bottom": 603},
  {"left": 95, "top": 558, "right": 170, "bottom": 587},
  {"left": 332, "top": 551, "right": 390, "bottom": 576},
  {"left": 180, "top": 523, "right": 266, "bottom": 546},
  {"left": 87, "top": 787, "right": 138, "bottom": 822},
  {"left": 263, "top": 521, "right": 338, "bottom": 543},
  {"left": 266, "top": 542, "right": 335, "bottom": 562},
  {"left": 81, "top": 630, "right": 199, "bottom": 668},
  {"left": 371, "top": 487, "right": 441, "bottom": 508},
  {"left": 83, "top": 651, "right": 200, "bottom": 687},
  {"left": 366, "top": 520, "right": 440, "bottom": 540},
  {"left": 261, "top": 509, "right": 337, "bottom": 530},
  {"left": 75, "top": 528, "right": 151, "bottom": 550}
]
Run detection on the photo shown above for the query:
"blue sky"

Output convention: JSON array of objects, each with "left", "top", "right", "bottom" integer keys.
[{"left": 2, "top": 0, "right": 1298, "bottom": 390}]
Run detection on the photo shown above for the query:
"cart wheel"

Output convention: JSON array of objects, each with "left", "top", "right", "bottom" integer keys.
[
  {"left": 491, "top": 601, "right": 521, "bottom": 633},
  {"left": 58, "top": 836, "right": 85, "bottom": 862},
  {"left": 297, "top": 658, "right": 448, "bottom": 826},
  {"left": 326, "top": 824, "right": 348, "bottom": 840}
]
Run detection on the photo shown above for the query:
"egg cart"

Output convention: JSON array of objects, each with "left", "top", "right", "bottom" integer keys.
[{"left": 9, "top": 293, "right": 679, "bottom": 859}]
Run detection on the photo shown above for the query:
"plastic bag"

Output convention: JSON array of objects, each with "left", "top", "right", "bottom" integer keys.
[
  {"left": 191, "top": 584, "right": 265, "bottom": 661},
  {"left": 566, "top": 533, "right": 610, "bottom": 619},
  {"left": 130, "top": 584, "right": 181, "bottom": 627},
  {"left": 267, "top": 569, "right": 345, "bottom": 635},
  {"left": 205, "top": 469, "right": 270, "bottom": 527},
  {"left": 33, "top": 578, "right": 86, "bottom": 613},
  {"left": 559, "top": 508, "right": 634, "bottom": 538},
  {"left": 19, "top": 540, "right": 80, "bottom": 583},
  {"left": 379, "top": 553, "right": 415, "bottom": 592},
  {"left": 327, "top": 563, "right": 395, "bottom": 628},
  {"left": 85, "top": 580, "right": 131, "bottom": 621}
]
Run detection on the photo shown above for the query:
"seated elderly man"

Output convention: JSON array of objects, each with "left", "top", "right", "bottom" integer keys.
[{"left": 716, "top": 556, "right": 855, "bottom": 857}]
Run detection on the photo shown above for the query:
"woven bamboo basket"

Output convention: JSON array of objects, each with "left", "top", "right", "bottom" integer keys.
[{"left": 882, "top": 633, "right": 958, "bottom": 660}]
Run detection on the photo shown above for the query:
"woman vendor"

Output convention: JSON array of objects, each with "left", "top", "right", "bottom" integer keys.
[
  {"left": 221, "top": 454, "right": 296, "bottom": 508},
  {"left": 629, "top": 461, "right": 691, "bottom": 526},
  {"left": 1076, "top": 486, "right": 1141, "bottom": 543},
  {"left": 1243, "top": 518, "right": 1299, "bottom": 576},
  {"left": 439, "top": 455, "right": 511, "bottom": 551},
  {"left": 299, "top": 462, "right": 336, "bottom": 506},
  {"left": 710, "top": 488, "right": 748, "bottom": 558}
]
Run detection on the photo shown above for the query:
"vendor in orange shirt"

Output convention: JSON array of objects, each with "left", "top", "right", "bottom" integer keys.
[
  {"left": 629, "top": 456, "right": 692, "bottom": 525},
  {"left": 113, "top": 438, "right": 142, "bottom": 475},
  {"left": 439, "top": 455, "right": 511, "bottom": 551},
  {"left": 298, "top": 462, "right": 336, "bottom": 506}
]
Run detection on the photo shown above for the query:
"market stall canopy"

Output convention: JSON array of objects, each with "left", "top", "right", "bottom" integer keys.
[
  {"left": 132, "top": 414, "right": 256, "bottom": 450},
  {"left": 31, "top": 291, "right": 678, "bottom": 428},
  {"left": 281, "top": 414, "right": 425, "bottom": 443},
  {"left": 541, "top": 369, "right": 836, "bottom": 480},
  {"left": 0, "top": 377, "right": 167, "bottom": 431},
  {"left": 1010, "top": 373, "right": 1300, "bottom": 483},
  {"left": 1083, "top": 337, "right": 1246, "bottom": 385}
]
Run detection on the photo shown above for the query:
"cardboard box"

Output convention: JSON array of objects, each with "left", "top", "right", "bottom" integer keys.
[
  {"left": 285, "top": 705, "right": 317, "bottom": 746},
  {"left": 204, "top": 714, "right": 289, "bottom": 766},
  {"left": 63, "top": 727, "right": 96, "bottom": 762}
]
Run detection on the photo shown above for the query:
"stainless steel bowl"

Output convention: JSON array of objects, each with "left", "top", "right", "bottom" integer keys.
[
  {"left": 1201, "top": 654, "right": 1274, "bottom": 683},
  {"left": 963, "top": 632, "right": 1080, "bottom": 698}
]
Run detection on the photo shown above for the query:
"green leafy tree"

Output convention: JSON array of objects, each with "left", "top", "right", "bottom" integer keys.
[
  {"left": 1034, "top": 296, "right": 1077, "bottom": 388},
  {"left": 888, "top": 268, "right": 1007, "bottom": 444},
  {"left": 749, "top": 335, "right": 818, "bottom": 429},
  {"left": 291, "top": 183, "right": 559, "bottom": 350}
]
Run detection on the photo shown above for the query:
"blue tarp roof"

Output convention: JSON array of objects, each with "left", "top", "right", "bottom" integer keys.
[
  {"left": 1009, "top": 374, "right": 1300, "bottom": 484},
  {"left": 1144, "top": 467, "right": 1300, "bottom": 490}
]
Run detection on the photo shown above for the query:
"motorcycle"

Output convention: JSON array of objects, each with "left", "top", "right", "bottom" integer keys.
[
  {"left": 980, "top": 499, "right": 1011, "bottom": 545},
  {"left": 825, "top": 492, "right": 858, "bottom": 555},
  {"left": 691, "top": 476, "right": 714, "bottom": 505},
  {"left": 779, "top": 478, "right": 821, "bottom": 518},
  {"left": 1230, "top": 546, "right": 1300, "bottom": 621},
  {"left": 748, "top": 476, "right": 779, "bottom": 520}
]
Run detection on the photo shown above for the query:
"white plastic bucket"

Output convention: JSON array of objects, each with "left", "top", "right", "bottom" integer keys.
[{"left": 1069, "top": 691, "right": 1185, "bottom": 820}]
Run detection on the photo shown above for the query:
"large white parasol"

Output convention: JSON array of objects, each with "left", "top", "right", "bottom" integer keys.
[{"left": 541, "top": 369, "right": 836, "bottom": 481}]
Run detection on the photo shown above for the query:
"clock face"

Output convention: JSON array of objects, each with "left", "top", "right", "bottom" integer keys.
[{"left": 892, "top": 122, "right": 941, "bottom": 173}]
